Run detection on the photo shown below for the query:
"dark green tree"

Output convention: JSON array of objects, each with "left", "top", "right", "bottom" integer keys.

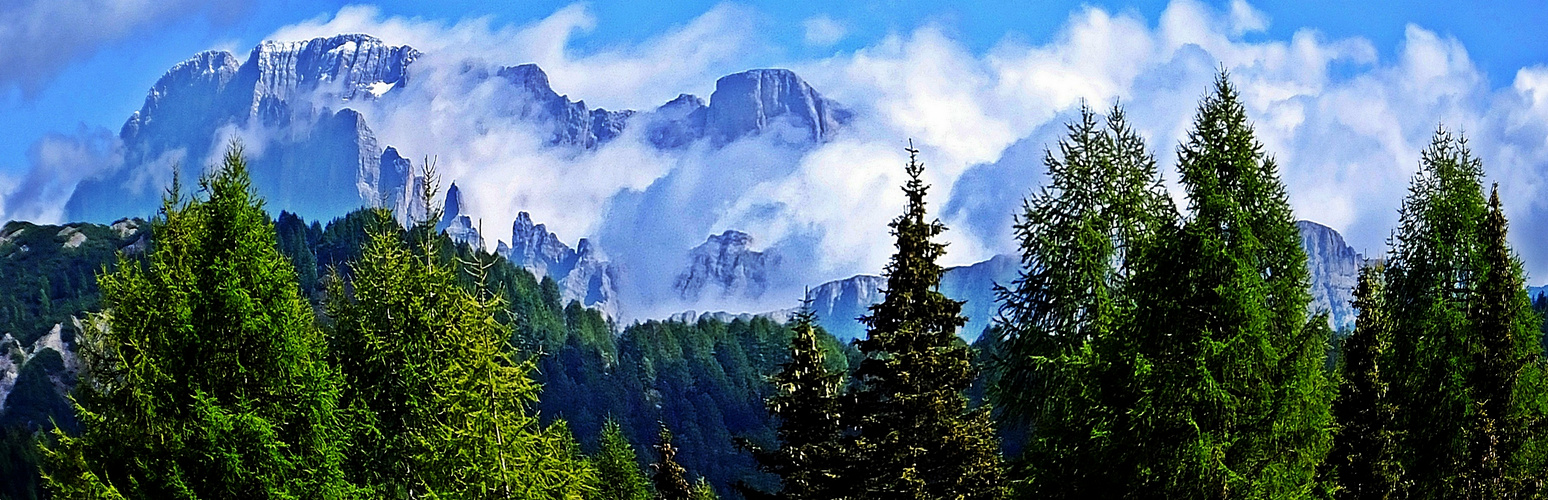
[
  {"left": 1116, "top": 71, "right": 1333, "bottom": 497},
  {"left": 1381, "top": 128, "right": 1548, "bottom": 498},
  {"left": 1320, "top": 265, "right": 1401, "bottom": 499},
  {"left": 326, "top": 176, "right": 595, "bottom": 497},
  {"left": 594, "top": 418, "right": 653, "bottom": 500},
  {"left": 651, "top": 425, "right": 693, "bottom": 500},
  {"left": 41, "top": 144, "right": 353, "bottom": 498},
  {"left": 990, "top": 103, "right": 1174, "bottom": 497},
  {"left": 741, "top": 296, "right": 846, "bottom": 500},
  {"left": 846, "top": 142, "right": 1003, "bottom": 499},
  {"left": 1461, "top": 185, "right": 1544, "bottom": 498}
]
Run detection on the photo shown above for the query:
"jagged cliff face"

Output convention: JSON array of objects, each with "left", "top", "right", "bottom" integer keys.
[
  {"left": 673, "top": 230, "right": 782, "bottom": 302},
  {"left": 498, "top": 212, "right": 619, "bottom": 319},
  {"left": 68, "top": 34, "right": 420, "bottom": 222},
  {"left": 1298, "top": 220, "right": 1364, "bottom": 332}
]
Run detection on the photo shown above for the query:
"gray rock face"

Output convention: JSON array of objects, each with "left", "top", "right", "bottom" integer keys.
[
  {"left": 499, "top": 212, "right": 619, "bottom": 318},
  {"left": 806, "top": 274, "right": 887, "bottom": 341},
  {"left": 674, "top": 230, "right": 782, "bottom": 302},
  {"left": 645, "top": 69, "right": 852, "bottom": 149},
  {"left": 68, "top": 34, "right": 420, "bottom": 222},
  {"left": 435, "top": 183, "right": 484, "bottom": 249},
  {"left": 1298, "top": 220, "right": 1365, "bottom": 332},
  {"left": 489, "top": 64, "right": 636, "bottom": 149},
  {"left": 705, "top": 69, "right": 851, "bottom": 145}
]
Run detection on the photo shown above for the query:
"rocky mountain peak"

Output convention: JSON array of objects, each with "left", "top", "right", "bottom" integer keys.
[
  {"left": 500, "top": 212, "right": 619, "bottom": 318},
  {"left": 674, "top": 230, "right": 781, "bottom": 302},
  {"left": 1297, "top": 220, "right": 1365, "bottom": 331},
  {"left": 435, "top": 183, "right": 484, "bottom": 249},
  {"left": 705, "top": 68, "right": 851, "bottom": 145}
]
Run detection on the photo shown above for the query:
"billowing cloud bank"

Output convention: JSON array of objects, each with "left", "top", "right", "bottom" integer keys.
[{"left": 5, "top": 0, "right": 1548, "bottom": 312}]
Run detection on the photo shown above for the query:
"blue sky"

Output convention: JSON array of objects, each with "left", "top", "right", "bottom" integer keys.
[
  {"left": 4, "top": 0, "right": 1548, "bottom": 288},
  {"left": 3, "top": 0, "right": 1544, "bottom": 172}
]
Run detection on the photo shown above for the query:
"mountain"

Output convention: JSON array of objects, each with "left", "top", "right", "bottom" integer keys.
[
  {"left": 66, "top": 31, "right": 851, "bottom": 228},
  {"left": 645, "top": 69, "right": 852, "bottom": 148},
  {"left": 498, "top": 212, "right": 620, "bottom": 319},
  {"left": 673, "top": 230, "right": 782, "bottom": 302},
  {"left": 434, "top": 183, "right": 485, "bottom": 249},
  {"left": 68, "top": 34, "right": 419, "bottom": 222},
  {"left": 1298, "top": 220, "right": 1365, "bottom": 332}
]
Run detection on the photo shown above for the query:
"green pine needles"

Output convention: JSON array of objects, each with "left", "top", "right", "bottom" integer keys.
[{"left": 43, "top": 144, "right": 353, "bottom": 498}]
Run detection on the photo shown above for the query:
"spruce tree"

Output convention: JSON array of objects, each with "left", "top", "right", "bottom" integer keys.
[
  {"left": 1117, "top": 71, "right": 1333, "bottom": 497},
  {"left": 1462, "top": 185, "right": 1544, "bottom": 497},
  {"left": 1381, "top": 128, "right": 1548, "bottom": 498},
  {"left": 651, "top": 425, "right": 693, "bottom": 500},
  {"left": 594, "top": 418, "right": 653, "bottom": 500},
  {"left": 326, "top": 166, "right": 595, "bottom": 497},
  {"left": 991, "top": 104, "right": 1174, "bottom": 497},
  {"left": 41, "top": 144, "right": 352, "bottom": 498},
  {"left": 847, "top": 142, "right": 1003, "bottom": 499},
  {"left": 1321, "top": 265, "right": 1400, "bottom": 499},
  {"left": 743, "top": 296, "right": 845, "bottom": 500}
]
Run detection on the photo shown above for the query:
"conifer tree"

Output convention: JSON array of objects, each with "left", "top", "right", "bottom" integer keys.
[
  {"left": 326, "top": 164, "right": 595, "bottom": 498},
  {"left": 594, "top": 418, "right": 653, "bottom": 500},
  {"left": 651, "top": 425, "right": 694, "bottom": 500},
  {"left": 846, "top": 142, "right": 1003, "bottom": 499},
  {"left": 690, "top": 478, "right": 719, "bottom": 500},
  {"left": 742, "top": 296, "right": 845, "bottom": 500},
  {"left": 41, "top": 144, "right": 353, "bottom": 498},
  {"left": 1466, "top": 185, "right": 1543, "bottom": 498},
  {"left": 991, "top": 103, "right": 1174, "bottom": 496},
  {"left": 1321, "top": 265, "right": 1401, "bottom": 499},
  {"left": 1117, "top": 71, "right": 1333, "bottom": 497},
  {"left": 1381, "top": 128, "right": 1548, "bottom": 498}
]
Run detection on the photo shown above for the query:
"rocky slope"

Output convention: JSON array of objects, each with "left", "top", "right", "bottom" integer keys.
[{"left": 1298, "top": 220, "right": 1365, "bottom": 332}]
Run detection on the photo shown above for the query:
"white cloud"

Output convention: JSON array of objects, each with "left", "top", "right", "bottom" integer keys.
[
  {"left": 803, "top": 15, "right": 847, "bottom": 47},
  {"left": 0, "top": 127, "right": 123, "bottom": 224},
  {"left": 0, "top": 0, "right": 250, "bottom": 94}
]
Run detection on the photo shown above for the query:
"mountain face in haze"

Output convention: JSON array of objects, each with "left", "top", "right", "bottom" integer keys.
[
  {"left": 69, "top": 35, "right": 419, "bottom": 222},
  {"left": 498, "top": 212, "right": 620, "bottom": 319},
  {"left": 807, "top": 222, "right": 1367, "bottom": 342},
  {"left": 674, "top": 230, "right": 782, "bottom": 302}
]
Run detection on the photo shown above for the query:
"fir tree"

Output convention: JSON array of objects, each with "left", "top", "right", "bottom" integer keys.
[
  {"left": 651, "top": 425, "right": 694, "bottom": 500},
  {"left": 991, "top": 103, "right": 1174, "bottom": 497},
  {"left": 847, "top": 142, "right": 1003, "bottom": 499},
  {"left": 1462, "top": 185, "right": 1544, "bottom": 498},
  {"left": 742, "top": 295, "right": 846, "bottom": 500},
  {"left": 1381, "top": 127, "right": 1548, "bottom": 498},
  {"left": 1321, "top": 265, "right": 1401, "bottom": 499},
  {"left": 326, "top": 163, "right": 595, "bottom": 498},
  {"left": 594, "top": 419, "right": 653, "bottom": 500},
  {"left": 1117, "top": 71, "right": 1334, "bottom": 497},
  {"left": 690, "top": 478, "right": 719, "bottom": 500},
  {"left": 41, "top": 143, "right": 353, "bottom": 498}
]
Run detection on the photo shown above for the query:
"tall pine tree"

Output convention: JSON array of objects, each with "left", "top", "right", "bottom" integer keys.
[
  {"left": 1381, "top": 128, "right": 1548, "bottom": 498},
  {"left": 991, "top": 103, "right": 1175, "bottom": 497},
  {"left": 326, "top": 167, "right": 595, "bottom": 498},
  {"left": 651, "top": 425, "right": 693, "bottom": 500},
  {"left": 42, "top": 144, "right": 353, "bottom": 498},
  {"left": 594, "top": 419, "right": 653, "bottom": 500},
  {"left": 1321, "top": 265, "right": 1401, "bottom": 499},
  {"left": 742, "top": 296, "right": 845, "bottom": 500},
  {"left": 846, "top": 142, "right": 1003, "bottom": 499},
  {"left": 1116, "top": 71, "right": 1333, "bottom": 497}
]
